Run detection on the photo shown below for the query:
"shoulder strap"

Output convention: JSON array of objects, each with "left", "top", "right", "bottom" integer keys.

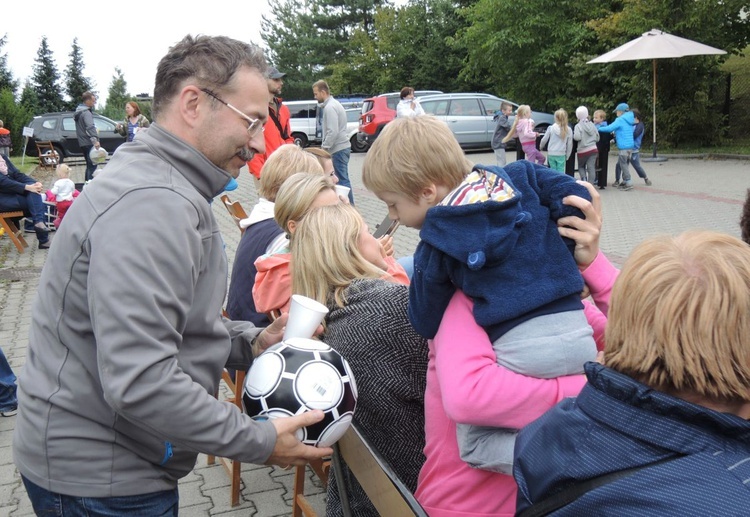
[
  {"left": 268, "top": 100, "right": 290, "bottom": 140},
  {"left": 517, "top": 455, "right": 681, "bottom": 517}
]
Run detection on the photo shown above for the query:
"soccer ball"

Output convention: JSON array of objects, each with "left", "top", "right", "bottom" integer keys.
[{"left": 242, "top": 337, "right": 357, "bottom": 447}]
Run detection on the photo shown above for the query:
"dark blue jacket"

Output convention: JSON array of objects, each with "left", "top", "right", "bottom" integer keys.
[
  {"left": 0, "top": 155, "right": 39, "bottom": 213},
  {"left": 514, "top": 363, "right": 750, "bottom": 516},
  {"left": 409, "top": 161, "right": 590, "bottom": 341}
]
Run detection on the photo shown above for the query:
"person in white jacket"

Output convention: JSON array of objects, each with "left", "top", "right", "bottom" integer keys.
[{"left": 397, "top": 87, "right": 425, "bottom": 118}]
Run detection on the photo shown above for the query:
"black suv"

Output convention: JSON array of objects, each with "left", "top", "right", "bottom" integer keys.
[{"left": 24, "top": 112, "right": 126, "bottom": 162}]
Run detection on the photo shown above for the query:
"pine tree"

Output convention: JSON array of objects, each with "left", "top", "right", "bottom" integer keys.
[
  {"left": 0, "top": 34, "right": 18, "bottom": 94},
  {"left": 31, "top": 36, "right": 65, "bottom": 114},
  {"left": 101, "top": 68, "right": 130, "bottom": 121},
  {"left": 65, "top": 38, "right": 94, "bottom": 110}
]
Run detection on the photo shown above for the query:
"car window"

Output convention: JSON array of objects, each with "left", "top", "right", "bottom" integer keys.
[
  {"left": 41, "top": 118, "right": 58, "bottom": 130},
  {"left": 94, "top": 118, "right": 116, "bottom": 132},
  {"left": 481, "top": 98, "right": 503, "bottom": 116},
  {"left": 361, "top": 100, "right": 373, "bottom": 114},
  {"left": 421, "top": 100, "right": 448, "bottom": 116},
  {"left": 62, "top": 117, "right": 75, "bottom": 131},
  {"left": 386, "top": 97, "right": 399, "bottom": 110},
  {"left": 449, "top": 99, "right": 482, "bottom": 116},
  {"left": 288, "top": 104, "right": 316, "bottom": 118}
]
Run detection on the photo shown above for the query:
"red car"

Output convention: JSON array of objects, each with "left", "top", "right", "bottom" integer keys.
[{"left": 357, "top": 90, "right": 442, "bottom": 147}]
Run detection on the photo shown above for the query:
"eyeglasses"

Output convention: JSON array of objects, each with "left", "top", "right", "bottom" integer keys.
[{"left": 200, "top": 88, "right": 264, "bottom": 138}]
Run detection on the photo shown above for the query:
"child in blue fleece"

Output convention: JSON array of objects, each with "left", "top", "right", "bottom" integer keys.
[{"left": 362, "top": 116, "right": 598, "bottom": 474}]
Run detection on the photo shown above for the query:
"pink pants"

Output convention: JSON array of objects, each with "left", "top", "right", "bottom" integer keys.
[{"left": 522, "top": 141, "right": 546, "bottom": 165}]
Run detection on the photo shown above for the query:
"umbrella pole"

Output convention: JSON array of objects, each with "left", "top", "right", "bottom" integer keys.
[{"left": 643, "top": 59, "right": 668, "bottom": 162}]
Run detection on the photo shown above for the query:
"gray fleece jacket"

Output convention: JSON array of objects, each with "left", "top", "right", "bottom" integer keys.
[
  {"left": 74, "top": 103, "right": 99, "bottom": 147},
  {"left": 573, "top": 119, "right": 600, "bottom": 154},
  {"left": 319, "top": 96, "right": 350, "bottom": 154},
  {"left": 13, "top": 123, "right": 277, "bottom": 497}
]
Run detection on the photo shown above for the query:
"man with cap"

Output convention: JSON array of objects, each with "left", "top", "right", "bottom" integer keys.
[
  {"left": 599, "top": 102, "right": 636, "bottom": 191},
  {"left": 247, "top": 66, "right": 294, "bottom": 187}
]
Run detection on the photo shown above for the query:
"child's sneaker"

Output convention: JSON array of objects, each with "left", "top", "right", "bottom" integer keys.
[
  {"left": 645, "top": 178, "right": 652, "bottom": 186},
  {"left": 1, "top": 406, "right": 17, "bottom": 417},
  {"left": 619, "top": 183, "right": 634, "bottom": 191}
]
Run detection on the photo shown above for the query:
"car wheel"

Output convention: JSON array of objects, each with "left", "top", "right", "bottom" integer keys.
[
  {"left": 535, "top": 124, "right": 550, "bottom": 135},
  {"left": 53, "top": 145, "right": 65, "bottom": 164},
  {"left": 292, "top": 133, "right": 308, "bottom": 148},
  {"left": 350, "top": 135, "right": 369, "bottom": 153}
]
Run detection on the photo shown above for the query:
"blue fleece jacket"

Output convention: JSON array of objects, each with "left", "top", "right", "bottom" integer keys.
[
  {"left": 408, "top": 161, "right": 591, "bottom": 341},
  {"left": 599, "top": 110, "right": 635, "bottom": 150}
]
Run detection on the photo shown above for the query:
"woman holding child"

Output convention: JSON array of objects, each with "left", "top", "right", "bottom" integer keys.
[
  {"left": 362, "top": 116, "right": 617, "bottom": 516},
  {"left": 291, "top": 203, "right": 428, "bottom": 516}
]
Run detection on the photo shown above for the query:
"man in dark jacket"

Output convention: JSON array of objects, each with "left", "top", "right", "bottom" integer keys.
[
  {"left": 74, "top": 91, "right": 101, "bottom": 181},
  {"left": 0, "top": 155, "right": 49, "bottom": 248}
]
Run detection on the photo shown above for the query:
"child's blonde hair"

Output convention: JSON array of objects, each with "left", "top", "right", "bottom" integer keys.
[
  {"left": 259, "top": 144, "right": 324, "bottom": 201},
  {"left": 56, "top": 164, "right": 71, "bottom": 178},
  {"left": 274, "top": 172, "right": 336, "bottom": 236},
  {"left": 605, "top": 231, "right": 750, "bottom": 402},
  {"left": 362, "top": 116, "right": 471, "bottom": 201},
  {"left": 593, "top": 109, "right": 607, "bottom": 122},
  {"left": 554, "top": 108, "right": 568, "bottom": 139},
  {"left": 503, "top": 104, "right": 531, "bottom": 144},
  {"left": 291, "top": 203, "right": 384, "bottom": 309}
]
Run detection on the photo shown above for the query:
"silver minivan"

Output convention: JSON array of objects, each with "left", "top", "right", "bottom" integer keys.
[
  {"left": 286, "top": 100, "right": 319, "bottom": 148},
  {"left": 418, "top": 93, "right": 555, "bottom": 150}
]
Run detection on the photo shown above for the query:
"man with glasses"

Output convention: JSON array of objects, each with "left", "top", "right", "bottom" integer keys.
[
  {"left": 14, "top": 35, "right": 331, "bottom": 515},
  {"left": 313, "top": 80, "right": 354, "bottom": 204},
  {"left": 247, "top": 66, "right": 294, "bottom": 190}
]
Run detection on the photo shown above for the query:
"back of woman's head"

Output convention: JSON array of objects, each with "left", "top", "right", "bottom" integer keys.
[
  {"left": 274, "top": 172, "right": 334, "bottom": 234},
  {"left": 259, "top": 144, "right": 324, "bottom": 201},
  {"left": 291, "top": 203, "right": 384, "bottom": 308},
  {"left": 605, "top": 230, "right": 750, "bottom": 402}
]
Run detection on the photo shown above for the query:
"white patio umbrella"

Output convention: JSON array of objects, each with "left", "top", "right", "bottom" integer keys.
[{"left": 588, "top": 29, "right": 726, "bottom": 161}]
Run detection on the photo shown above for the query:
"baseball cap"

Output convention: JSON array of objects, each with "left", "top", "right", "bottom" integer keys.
[
  {"left": 268, "top": 67, "right": 286, "bottom": 80},
  {"left": 614, "top": 102, "right": 629, "bottom": 112}
]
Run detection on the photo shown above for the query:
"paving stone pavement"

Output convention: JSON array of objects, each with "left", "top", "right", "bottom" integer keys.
[{"left": 0, "top": 152, "right": 748, "bottom": 516}]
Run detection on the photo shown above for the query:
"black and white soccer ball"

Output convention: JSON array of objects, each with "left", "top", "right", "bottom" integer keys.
[{"left": 242, "top": 337, "right": 357, "bottom": 447}]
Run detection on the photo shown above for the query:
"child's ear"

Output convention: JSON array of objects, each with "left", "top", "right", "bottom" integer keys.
[{"left": 420, "top": 184, "right": 440, "bottom": 205}]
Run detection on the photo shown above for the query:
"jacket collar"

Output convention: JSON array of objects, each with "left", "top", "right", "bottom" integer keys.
[{"left": 140, "top": 123, "right": 233, "bottom": 201}]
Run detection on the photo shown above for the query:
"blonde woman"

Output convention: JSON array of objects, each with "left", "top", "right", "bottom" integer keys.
[
  {"left": 303, "top": 147, "right": 338, "bottom": 185},
  {"left": 253, "top": 172, "right": 409, "bottom": 318},
  {"left": 515, "top": 231, "right": 750, "bottom": 514},
  {"left": 291, "top": 203, "right": 428, "bottom": 517},
  {"left": 540, "top": 108, "right": 573, "bottom": 173},
  {"left": 226, "top": 145, "right": 324, "bottom": 326}
]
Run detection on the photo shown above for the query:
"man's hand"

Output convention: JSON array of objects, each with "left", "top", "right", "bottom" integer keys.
[
  {"left": 94, "top": 141, "right": 101, "bottom": 150},
  {"left": 557, "top": 181, "right": 602, "bottom": 269},
  {"left": 265, "top": 410, "right": 333, "bottom": 468}
]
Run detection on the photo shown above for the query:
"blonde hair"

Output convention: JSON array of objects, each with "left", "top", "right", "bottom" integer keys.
[
  {"left": 593, "top": 109, "right": 607, "bottom": 122},
  {"left": 362, "top": 116, "right": 471, "bottom": 200},
  {"left": 304, "top": 147, "right": 333, "bottom": 169},
  {"left": 605, "top": 231, "right": 750, "bottom": 402},
  {"left": 56, "top": 164, "right": 71, "bottom": 178},
  {"left": 259, "top": 144, "right": 324, "bottom": 201},
  {"left": 291, "top": 204, "right": 384, "bottom": 310},
  {"left": 554, "top": 108, "right": 568, "bottom": 139},
  {"left": 503, "top": 104, "right": 531, "bottom": 144},
  {"left": 274, "top": 172, "right": 335, "bottom": 235}
]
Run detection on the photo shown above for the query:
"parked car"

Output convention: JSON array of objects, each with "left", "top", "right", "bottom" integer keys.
[
  {"left": 286, "top": 100, "right": 319, "bottom": 148},
  {"left": 24, "top": 112, "right": 126, "bottom": 162},
  {"left": 357, "top": 90, "right": 443, "bottom": 146},
  {"left": 417, "top": 93, "right": 555, "bottom": 150},
  {"left": 346, "top": 108, "right": 369, "bottom": 153}
]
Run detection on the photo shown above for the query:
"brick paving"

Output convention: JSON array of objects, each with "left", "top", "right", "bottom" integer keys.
[{"left": 0, "top": 152, "right": 748, "bottom": 516}]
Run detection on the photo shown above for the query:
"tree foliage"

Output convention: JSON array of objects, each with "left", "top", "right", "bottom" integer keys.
[
  {"left": 0, "top": 35, "right": 18, "bottom": 95},
  {"left": 64, "top": 38, "right": 95, "bottom": 110},
  {"left": 101, "top": 68, "right": 130, "bottom": 121},
  {"left": 31, "top": 37, "right": 64, "bottom": 114}
]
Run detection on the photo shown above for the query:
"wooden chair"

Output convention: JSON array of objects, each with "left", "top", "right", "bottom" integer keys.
[
  {"left": 292, "top": 458, "right": 331, "bottom": 517},
  {"left": 206, "top": 366, "right": 246, "bottom": 507},
  {"left": 333, "top": 423, "right": 427, "bottom": 517},
  {"left": 0, "top": 211, "right": 29, "bottom": 253},
  {"left": 35, "top": 141, "right": 59, "bottom": 171},
  {"left": 220, "top": 194, "right": 249, "bottom": 234}
]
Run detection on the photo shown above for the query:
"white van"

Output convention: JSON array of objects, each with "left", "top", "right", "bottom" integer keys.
[{"left": 286, "top": 100, "right": 319, "bottom": 148}]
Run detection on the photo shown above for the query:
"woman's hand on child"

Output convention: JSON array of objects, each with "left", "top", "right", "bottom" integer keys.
[{"left": 557, "top": 181, "right": 602, "bottom": 269}]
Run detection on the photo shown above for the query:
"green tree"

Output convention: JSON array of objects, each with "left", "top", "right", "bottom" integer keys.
[
  {"left": 0, "top": 89, "right": 35, "bottom": 156},
  {"left": 31, "top": 36, "right": 65, "bottom": 114},
  {"left": 20, "top": 80, "right": 40, "bottom": 116},
  {"left": 65, "top": 38, "right": 94, "bottom": 110},
  {"left": 0, "top": 34, "right": 18, "bottom": 95},
  {"left": 102, "top": 68, "right": 130, "bottom": 121}
]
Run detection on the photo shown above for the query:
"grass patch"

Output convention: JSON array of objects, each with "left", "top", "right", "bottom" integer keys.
[{"left": 8, "top": 156, "right": 41, "bottom": 175}]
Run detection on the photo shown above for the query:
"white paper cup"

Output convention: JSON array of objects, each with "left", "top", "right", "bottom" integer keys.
[
  {"left": 283, "top": 295, "right": 329, "bottom": 340},
  {"left": 335, "top": 185, "right": 350, "bottom": 199}
]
